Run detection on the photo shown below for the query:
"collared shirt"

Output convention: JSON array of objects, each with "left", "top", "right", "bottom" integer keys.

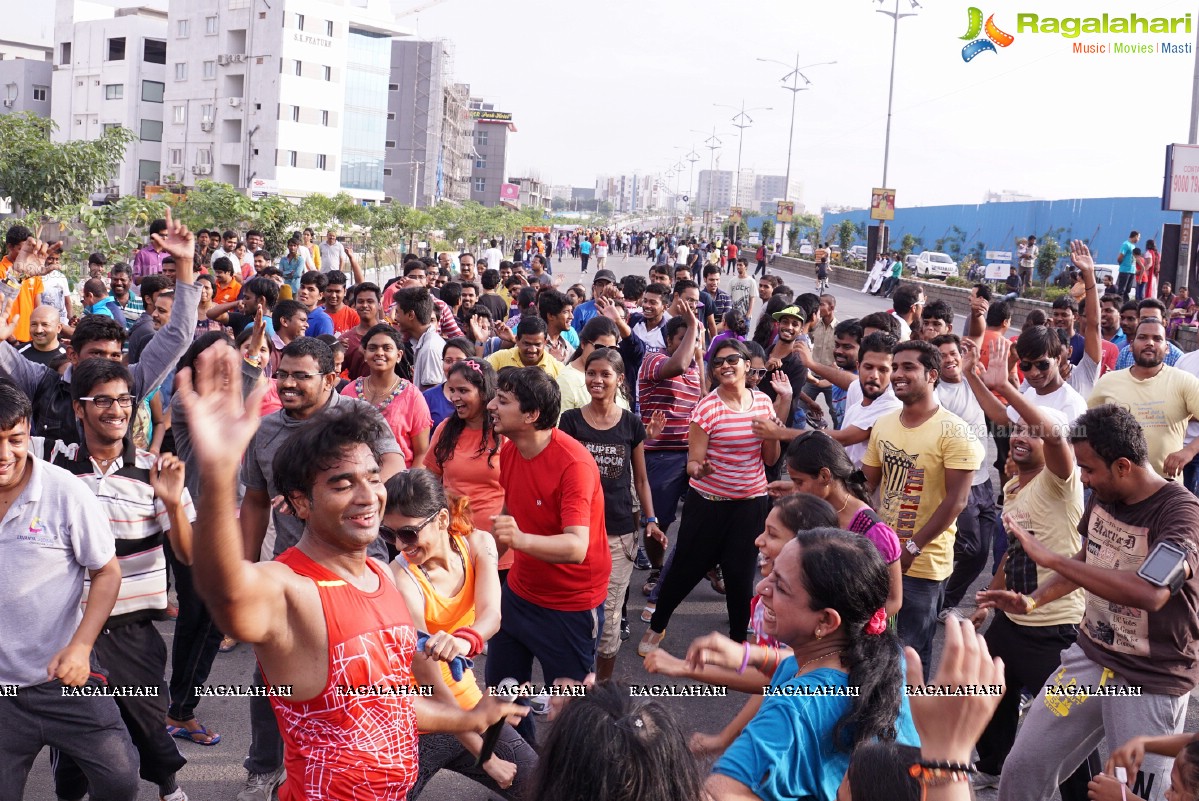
[
  {"left": 1113, "top": 340, "right": 1184, "bottom": 371},
  {"left": 131, "top": 243, "right": 167, "bottom": 280},
  {"left": 113, "top": 293, "right": 144, "bottom": 331},
  {"left": 413, "top": 325, "right": 448, "bottom": 391},
  {"left": 1108, "top": 329, "right": 1128, "bottom": 348},
  {"left": 486, "top": 345, "right": 562, "bottom": 378},
  {"left": 811, "top": 316, "right": 838, "bottom": 368}
]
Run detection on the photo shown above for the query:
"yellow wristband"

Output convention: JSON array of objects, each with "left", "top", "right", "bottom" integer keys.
[{"left": 1024, "top": 595, "right": 1038, "bottom": 613}]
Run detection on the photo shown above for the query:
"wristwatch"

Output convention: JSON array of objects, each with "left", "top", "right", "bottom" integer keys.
[
  {"left": 904, "top": 539, "right": 923, "bottom": 557},
  {"left": 642, "top": 516, "right": 658, "bottom": 526}
]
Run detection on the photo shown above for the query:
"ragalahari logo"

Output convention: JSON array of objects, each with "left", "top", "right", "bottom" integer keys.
[{"left": 960, "top": 7, "right": 1015, "bottom": 61}]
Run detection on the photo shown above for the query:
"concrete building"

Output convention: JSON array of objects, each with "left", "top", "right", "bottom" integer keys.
[
  {"left": 468, "top": 99, "right": 514, "bottom": 207},
  {"left": 0, "top": 59, "right": 53, "bottom": 119},
  {"left": 51, "top": 0, "right": 168, "bottom": 199},
  {"left": 161, "top": 0, "right": 407, "bottom": 202},
  {"left": 385, "top": 39, "right": 474, "bottom": 208},
  {"left": 509, "top": 175, "right": 549, "bottom": 211},
  {"left": 754, "top": 173, "right": 804, "bottom": 207}
]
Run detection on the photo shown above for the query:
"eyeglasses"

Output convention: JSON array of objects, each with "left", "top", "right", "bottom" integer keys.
[
  {"left": 379, "top": 509, "right": 441, "bottom": 547},
  {"left": 747, "top": 368, "right": 768, "bottom": 379},
  {"left": 710, "top": 353, "right": 746, "bottom": 368},
  {"left": 275, "top": 370, "right": 330, "bottom": 383},
  {"left": 1018, "top": 359, "right": 1053, "bottom": 373},
  {"left": 78, "top": 394, "right": 136, "bottom": 409}
]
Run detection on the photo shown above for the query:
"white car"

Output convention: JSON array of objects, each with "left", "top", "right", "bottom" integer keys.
[
  {"left": 914, "top": 251, "right": 958, "bottom": 280},
  {"left": 799, "top": 242, "right": 814, "bottom": 257},
  {"left": 848, "top": 245, "right": 868, "bottom": 262}
]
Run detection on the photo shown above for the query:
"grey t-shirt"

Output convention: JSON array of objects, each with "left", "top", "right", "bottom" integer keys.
[
  {"left": 319, "top": 240, "right": 346, "bottom": 272},
  {"left": 0, "top": 457, "right": 116, "bottom": 686},
  {"left": 240, "top": 392, "right": 403, "bottom": 559}
]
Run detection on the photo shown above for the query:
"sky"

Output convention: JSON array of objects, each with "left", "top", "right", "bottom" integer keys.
[{"left": 400, "top": 0, "right": 1198, "bottom": 211}]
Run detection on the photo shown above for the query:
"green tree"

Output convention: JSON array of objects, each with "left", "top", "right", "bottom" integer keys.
[
  {"left": 550, "top": 197, "right": 568, "bottom": 212},
  {"left": 1035, "top": 236, "right": 1063, "bottom": 286},
  {"left": 252, "top": 195, "right": 300, "bottom": 254},
  {"left": 899, "top": 233, "right": 922, "bottom": 259},
  {"left": 836, "top": 219, "right": 860, "bottom": 254},
  {"left": 168, "top": 180, "right": 255, "bottom": 234},
  {"left": 0, "top": 113, "right": 137, "bottom": 214},
  {"left": 759, "top": 218, "right": 775, "bottom": 243}
]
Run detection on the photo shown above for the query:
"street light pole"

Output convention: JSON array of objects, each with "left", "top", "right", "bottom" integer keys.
[
  {"left": 875, "top": 0, "right": 920, "bottom": 252},
  {"left": 1176, "top": 24, "right": 1199, "bottom": 290}
]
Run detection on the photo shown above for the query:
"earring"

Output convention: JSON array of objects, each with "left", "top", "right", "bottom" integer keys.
[{"left": 815, "top": 630, "right": 823, "bottom": 640}]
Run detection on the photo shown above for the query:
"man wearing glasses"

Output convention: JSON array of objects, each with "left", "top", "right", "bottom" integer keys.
[{"left": 236, "top": 337, "right": 405, "bottom": 800}]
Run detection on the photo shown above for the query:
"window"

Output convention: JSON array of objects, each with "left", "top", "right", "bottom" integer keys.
[
  {"left": 291, "top": 105, "right": 299, "bottom": 122},
  {"left": 326, "top": 20, "right": 333, "bottom": 36},
  {"left": 316, "top": 154, "right": 327, "bottom": 170},
  {"left": 295, "top": 13, "right": 304, "bottom": 30},
  {"left": 475, "top": 158, "right": 486, "bottom": 169},
  {"left": 141, "top": 80, "right": 164, "bottom": 102},
  {"left": 385, "top": 140, "right": 396, "bottom": 148},
  {"left": 474, "top": 177, "right": 486, "bottom": 192},
  {"left": 383, "top": 168, "right": 393, "bottom": 176},
  {"left": 177, "top": 19, "right": 190, "bottom": 37},
  {"left": 139, "top": 119, "right": 163, "bottom": 142},
  {"left": 104, "top": 84, "right": 123, "bottom": 100},
  {"left": 322, "top": 65, "right": 331, "bottom": 81},
  {"left": 60, "top": 42, "right": 71, "bottom": 64},
  {"left": 200, "top": 103, "right": 213, "bottom": 121},
  {"left": 321, "top": 109, "right": 329, "bottom": 126},
  {"left": 168, "top": 148, "right": 183, "bottom": 165},
  {"left": 138, "top": 160, "right": 160, "bottom": 184},
  {"left": 203, "top": 61, "right": 216, "bottom": 79},
  {"left": 386, "top": 111, "right": 395, "bottom": 120},
  {"left": 107, "top": 37, "right": 126, "bottom": 61},
  {"left": 143, "top": 39, "right": 166, "bottom": 64},
  {"left": 388, "top": 83, "right": 399, "bottom": 91},
  {"left": 102, "top": 123, "right": 120, "bottom": 133},
  {"left": 475, "top": 129, "right": 488, "bottom": 146},
  {"left": 174, "top": 62, "right": 187, "bottom": 80},
  {"left": 206, "top": 15, "right": 218, "bottom": 34},
  {"left": 294, "top": 60, "right": 302, "bottom": 76},
  {"left": 288, "top": 151, "right": 297, "bottom": 167},
  {"left": 197, "top": 148, "right": 212, "bottom": 165},
  {"left": 32, "top": 85, "right": 48, "bottom": 102},
  {"left": 173, "top": 105, "right": 186, "bottom": 124}
]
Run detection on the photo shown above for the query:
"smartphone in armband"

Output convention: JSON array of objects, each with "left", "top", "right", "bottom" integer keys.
[{"left": 1136, "top": 541, "right": 1190, "bottom": 595}]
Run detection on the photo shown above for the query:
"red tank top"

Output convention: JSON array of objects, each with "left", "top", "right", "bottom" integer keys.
[{"left": 268, "top": 548, "right": 419, "bottom": 801}]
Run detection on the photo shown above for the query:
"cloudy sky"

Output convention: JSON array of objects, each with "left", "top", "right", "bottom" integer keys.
[{"left": 402, "top": 0, "right": 1197, "bottom": 210}]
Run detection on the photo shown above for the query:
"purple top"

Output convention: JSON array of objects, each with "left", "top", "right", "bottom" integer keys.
[
  {"left": 705, "top": 331, "right": 746, "bottom": 362},
  {"left": 847, "top": 507, "right": 901, "bottom": 565},
  {"left": 131, "top": 244, "right": 167, "bottom": 280}
]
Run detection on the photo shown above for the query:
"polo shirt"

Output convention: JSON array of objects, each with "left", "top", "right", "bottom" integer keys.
[{"left": 486, "top": 346, "right": 562, "bottom": 378}]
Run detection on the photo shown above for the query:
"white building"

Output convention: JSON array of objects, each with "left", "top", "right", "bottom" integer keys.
[
  {"left": 162, "top": 0, "right": 408, "bottom": 202},
  {"left": 51, "top": 0, "right": 169, "bottom": 199}
]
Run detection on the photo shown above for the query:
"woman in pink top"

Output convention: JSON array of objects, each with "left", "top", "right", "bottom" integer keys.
[
  {"left": 341, "top": 324, "right": 431, "bottom": 467},
  {"left": 640, "top": 339, "right": 780, "bottom": 657}
]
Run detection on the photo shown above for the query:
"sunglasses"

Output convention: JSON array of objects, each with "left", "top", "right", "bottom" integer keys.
[
  {"left": 1019, "top": 359, "right": 1053, "bottom": 373},
  {"left": 379, "top": 509, "right": 440, "bottom": 547},
  {"left": 710, "top": 353, "right": 745, "bottom": 368},
  {"left": 747, "top": 368, "right": 768, "bottom": 379}
]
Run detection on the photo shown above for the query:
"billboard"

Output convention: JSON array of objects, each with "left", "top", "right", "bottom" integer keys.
[
  {"left": 870, "top": 188, "right": 896, "bottom": 221},
  {"left": 250, "top": 177, "right": 279, "bottom": 198},
  {"left": 470, "top": 110, "right": 513, "bottom": 124},
  {"left": 499, "top": 182, "right": 521, "bottom": 208},
  {"left": 776, "top": 201, "right": 795, "bottom": 223},
  {"left": 729, "top": 207, "right": 743, "bottom": 224},
  {"left": 1163, "top": 144, "right": 1199, "bottom": 212}
]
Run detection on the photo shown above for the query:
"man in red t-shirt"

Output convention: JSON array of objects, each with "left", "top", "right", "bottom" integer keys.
[
  {"left": 321, "top": 270, "right": 360, "bottom": 335},
  {"left": 486, "top": 366, "right": 609, "bottom": 743}
]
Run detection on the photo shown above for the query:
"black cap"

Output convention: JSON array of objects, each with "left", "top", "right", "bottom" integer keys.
[{"left": 593, "top": 269, "right": 617, "bottom": 284}]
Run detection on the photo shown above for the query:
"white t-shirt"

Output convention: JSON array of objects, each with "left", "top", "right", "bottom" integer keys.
[
  {"left": 1175, "top": 350, "right": 1199, "bottom": 446},
  {"left": 841, "top": 388, "right": 902, "bottom": 468},
  {"left": 1007, "top": 381, "right": 1087, "bottom": 426},
  {"left": 482, "top": 247, "right": 505, "bottom": 271},
  {"left": 936, "top": 379, "right": 990, "bottom": 486},
  {"left": 676, "top": 244, "right": 690, "bottom": 266},
  {"left": 1066, "top": 352, "right": 1100, "bottom": 399},
  {"left": 319, "top": 240, "right": 346, "bottom": 272},
  {"left": 891, "top": 311, "right": 912, "bottom": 341},
  {"left": 40, "top": 270, "right": 71, "bottom": 322}
]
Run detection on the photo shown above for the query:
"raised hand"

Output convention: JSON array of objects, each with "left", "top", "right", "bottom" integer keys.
[
  {"left": 469, "top": 315, "right": 490, "bottom": 344},
  {"left": 176, "top": 342, "right": 267, "bottom": 473},
  {"left": 11, "top": 238, "right": 62, "bottom": 279},
  {"left": 1069, "top": 240, "right": 1095, "bottom": 274},
  {"left": 645, "top": 410, "right": 667, "bottom": 441},
  {"left": 149, "top": 454, "right": 187, "bottom": 506},
  {"left": 959, "top": 337, "right": 980, "bottom": 376},
  {"left": 150, "top": 207, "right": 195, "bottom": 264},
  {"left": 0, "top": 296, "right": 18, "bottom": 342},
  {"left": 981, "top": 337, "right": 1013, "bottom": 392},
  {"left": 792, "top": 339, "right": 813, "bottom": 367},
  {"left": 769, "top": 371, "right": 792, "bottom": 398}
]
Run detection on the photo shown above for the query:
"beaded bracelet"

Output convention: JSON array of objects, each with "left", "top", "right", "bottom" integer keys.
[
  {"left": 908, "top": 760, "right": 976, "bottom": 787},
  {"left": 737, "top": 642, "right": 752, "bottom": 675}
]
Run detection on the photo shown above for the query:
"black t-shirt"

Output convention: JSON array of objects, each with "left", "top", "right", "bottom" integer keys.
[
  {"left": 760, "top": 351, "right": 808, "bottom": 425},
  {"left": 18, "top": 343, "right": 66, "bottom": 366},
  {"left": 558, "top": 408, "right": 646, "bottom": 536},
  {"left": 477, "top": 293, "right": 509, "bottom": 323}
]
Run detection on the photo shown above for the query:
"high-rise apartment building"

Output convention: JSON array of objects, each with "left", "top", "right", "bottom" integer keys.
[
  {"left": 468, "top": 99, "right": 514, "bottom": 207},
  {"left": 161, "top": 0, "right": 407, "bottom": 202}
]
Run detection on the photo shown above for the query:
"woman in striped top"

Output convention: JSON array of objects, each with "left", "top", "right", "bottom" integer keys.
[{"left": 640, "top": 339, "right": 780, "bottom": 657}]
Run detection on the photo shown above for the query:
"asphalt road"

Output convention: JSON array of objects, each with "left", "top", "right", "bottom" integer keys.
[{"left": 21, "top": 253, "right": 1188, "bottom": 801}]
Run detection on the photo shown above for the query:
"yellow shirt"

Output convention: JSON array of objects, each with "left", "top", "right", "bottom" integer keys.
[
  {"left": 556, "top": 363, "right": 630, "bottom": 420},
  {"left": 0, "top": 256, "right": 43, "bottom": 342},
  {"left": 1002, "top": 470, "right": 1086, "bottom": 627},
  {"left": 486, "top": 346, "right": 562, "bottom": 378},
  {"left": 863, "top": 407, "right": 984, "bottom": 581},
  {"left": 1087, "top": 365, "right": 1199, "bottom": 477}
]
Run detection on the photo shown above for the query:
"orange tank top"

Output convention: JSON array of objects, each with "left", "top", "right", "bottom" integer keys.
[
  {"left": 268, "top": 548, "right": 419, "bottom": 801},
  {"left": 402, "top": 533, "right": 481, "bottom": 708}
]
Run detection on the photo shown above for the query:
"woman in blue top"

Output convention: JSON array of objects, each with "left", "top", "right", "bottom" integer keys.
[{"left": 686, "top": 527, "right": 920, "bottom": 801}]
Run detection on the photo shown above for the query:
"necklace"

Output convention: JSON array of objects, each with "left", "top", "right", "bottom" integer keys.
[
  {"left": 357, "top": 376, "right": 401, "bottom": 410},
  {"left": 834, "top": 493, "right": 851, "bottom": 514},
  {"left": 797, "top": 648, "right": 844, "bottom": 673}
]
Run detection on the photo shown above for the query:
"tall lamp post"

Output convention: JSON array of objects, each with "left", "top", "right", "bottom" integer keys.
[
  {"left": 693, "top": 127, "right": 732, "bottom": 235},
  {"left": 685, "top": 148, "right": 701, "bottom": 220},
  {"left": 715, "top": 101, "right": 772, "bottom": 230},
  {"left": 875, "top": 0, "right": 921, "bottom": 251},
  {"left": 756, "top": 57, "right": 836, "bottom": 253}
]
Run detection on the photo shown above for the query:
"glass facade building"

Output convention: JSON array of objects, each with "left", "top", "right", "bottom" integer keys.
[{"left": 341, "top": 29, "right": 389, "bottom": 192}]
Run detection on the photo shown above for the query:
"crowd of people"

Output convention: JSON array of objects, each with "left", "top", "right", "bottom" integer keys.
[{"left": 1, "top": 214, "right": 1198, "bottom": 801}]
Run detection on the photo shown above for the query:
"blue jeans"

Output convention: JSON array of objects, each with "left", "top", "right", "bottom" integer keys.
[
  {"left": 644, "top": 449, "right": 689, "bottom": 532},
  {"left": 898, "top": 575, "right": 946, "bottom": 681},
  {"left": 1184, "top": 452, "right": 1199, "bottom": 496},
  {"left": 943, "top": 480, "right": 998, "bottom": 609}
]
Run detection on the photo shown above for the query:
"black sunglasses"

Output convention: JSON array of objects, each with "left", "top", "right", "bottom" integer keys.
[
  {"left": 710, "top": 353, "right": 746, "bottom": 368},
  {"left": 747, "top": 368, "right": 768, "bottom": 379},
  {"left": 1019, "top": 359, "right": 1053, "bottom": 373},
  {"left": 380, "top": 509, "right": 440, "bottom": 546}
]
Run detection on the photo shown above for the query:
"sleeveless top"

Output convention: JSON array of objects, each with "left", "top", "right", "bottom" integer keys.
[
  {"left": 399, "top": 533, "right": 482, "bottom": 708},
  {"left": 269, "top": 548, "right": 419, "bottom": 801}
]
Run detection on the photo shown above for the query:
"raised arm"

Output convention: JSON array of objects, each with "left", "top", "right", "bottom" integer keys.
[
  {"left": 132, "top": 210, "right": 199, "bottom": 399},
  {"left": 657, "top": 301, "right": 699, "bottom": 381},
  {"left": 1071, "top": 241, "right": 1102, "bottom": 367}
]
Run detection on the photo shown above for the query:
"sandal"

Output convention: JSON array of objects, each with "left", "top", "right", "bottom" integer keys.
[
  {"left": 637, "top": 629, "right": 666, "bottom": 658},
  {"left": 708, "top": 567, "right": 726, "bottom": 595},
  {"left": 219, "top": 636, "right": 238, "bottom": 653},
  {"left": 642, "top": 569, "right": 660, "bottom": 597},
  {"left": 167, "top": 722, "right": 221, "bottom": 746}
]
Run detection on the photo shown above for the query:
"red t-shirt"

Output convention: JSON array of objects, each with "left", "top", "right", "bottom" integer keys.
[
  {"left": 1099, "top": 339, "right": 1118, "bottom": 375},
  {"left": 501, "top": 430, "right": 609, "bottom": 611},
  {"left": 727, "top": 244, "right": 738, "bottom": 261},
  {"left": 325, "top": 304, "right": 360, "bottom": 335}
]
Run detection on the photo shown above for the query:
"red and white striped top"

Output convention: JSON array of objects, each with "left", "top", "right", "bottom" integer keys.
[
  {"left": 639, "top": 351, "right": 702, "bottom": 451},
  {"left": 689, "top": 389, "right": 773, "bottom": 499}
]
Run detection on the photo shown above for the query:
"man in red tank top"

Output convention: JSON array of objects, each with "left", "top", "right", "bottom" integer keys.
[{"left": 178, "top": 345, "right": 524, "bottom": 801}]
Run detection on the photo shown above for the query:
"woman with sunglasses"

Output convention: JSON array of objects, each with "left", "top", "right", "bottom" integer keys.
[
  {"left": 556, "top": 316, "right": 622, "bottom": 417},
  {"left": 559, "top": 348, "right": 665, "bottom": 682},
  {"left": 639, "top": 338, "right": 781, "bottom": 657},
  {"left": 384, "top": 470, "right": 536, "bottom": 799},
  {"left": 426, "top": 358, "right": 509, "bottom": 576},
  {"left": 342, "top": 323, "right": 432, "bottom": 468}
]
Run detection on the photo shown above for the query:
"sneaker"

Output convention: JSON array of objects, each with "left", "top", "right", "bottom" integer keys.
[
  {"left": 971, "top": 770, "right": 1001, "bottom": 790},
  {"left": 937, "top": 607, "right": 960, "bottom": 623},
  {"left": 237, "top": 768, "right": 285, "bottom": 801},
  {"left": 642, "top": 569, "right": 660, "bottom": 597},
  {"left": 634, "top": 546, "right": 652, "bottom": 571},
  {"left": 641, "top": 603, "right": 656, "bottom": 623},
  {"left": 620, "top": 618, "right": 631, "bottom": 641},
  {"left": 161, "top": 789, "right": 189, "bottom": 801},
  {"left": 638, "top": 629, "right": 666, "bottom": 658}
]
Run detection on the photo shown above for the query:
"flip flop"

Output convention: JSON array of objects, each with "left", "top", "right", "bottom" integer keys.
[{"left": 167, "top": 723, "right": 222, "bottom": 746}]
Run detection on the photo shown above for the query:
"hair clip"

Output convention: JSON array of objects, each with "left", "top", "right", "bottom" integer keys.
[{"left": 464, "top": 360, "right": 482, "bottom": 373}]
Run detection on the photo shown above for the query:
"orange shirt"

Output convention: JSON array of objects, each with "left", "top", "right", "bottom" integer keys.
[
  {"left": 214, "top": 278, "right": 241, "bottom": 305},
  {"left": 426, "top": 423, "right": 509, "bottom": 569},
  {"left": 325, "top": 304, "right": 360, "bottom": 335},
  {"left": 0, "top": 257, "right": 43, "bottom": 342}
]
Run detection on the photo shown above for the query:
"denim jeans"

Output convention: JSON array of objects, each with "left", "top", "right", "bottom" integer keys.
[
  {"left": 644, "top": 449, "right": 689, "bottom": 532},
  {"left": 943, "top": 480, "right": 998, "bottom": 609},
  {"left": 898, "top": 575, "right": 946, "bottom": 680},
  {"left": 1183, "top": 451, "right": 1199, "bottom": 496}
]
